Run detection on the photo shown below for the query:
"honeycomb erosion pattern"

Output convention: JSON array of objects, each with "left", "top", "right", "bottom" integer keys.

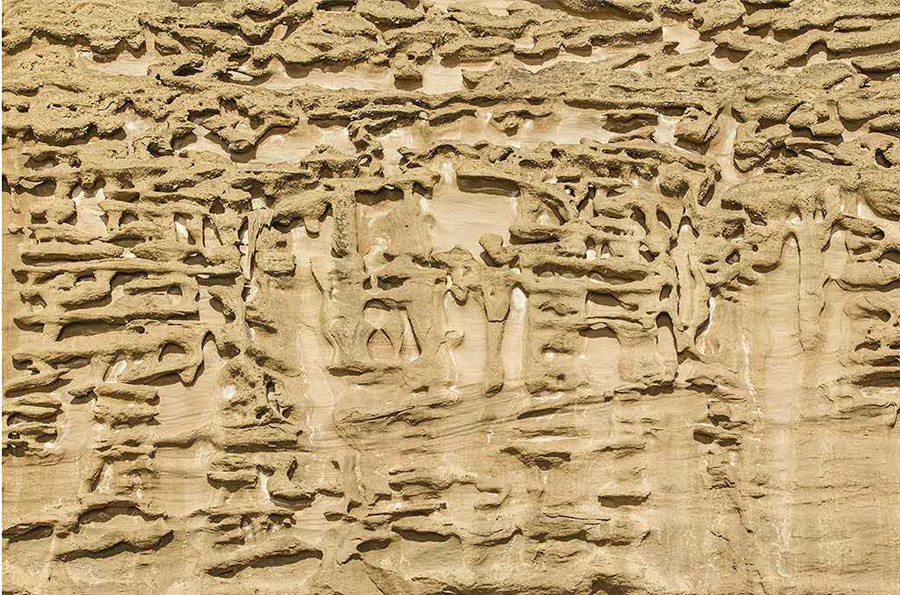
[{"left": 3, "top": 1, "right": 900, "bottom": 593}]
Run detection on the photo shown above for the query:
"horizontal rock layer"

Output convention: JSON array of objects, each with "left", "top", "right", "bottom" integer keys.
[{"left": 2, "top": 0, "right": 900, "bottom": 594}]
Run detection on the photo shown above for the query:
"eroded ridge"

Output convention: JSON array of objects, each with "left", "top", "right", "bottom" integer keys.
[{"left": 3, "top": 1, "right": 900, "bottom": 594}]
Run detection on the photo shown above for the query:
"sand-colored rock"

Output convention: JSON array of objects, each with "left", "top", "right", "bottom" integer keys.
[{"left": 2, "top": 1, "right": 900, "bottom": 594}]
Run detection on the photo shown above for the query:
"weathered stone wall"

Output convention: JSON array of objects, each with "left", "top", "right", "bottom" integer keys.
[{"left": 3, "top": 1, "right": 900, "bottom": 593}]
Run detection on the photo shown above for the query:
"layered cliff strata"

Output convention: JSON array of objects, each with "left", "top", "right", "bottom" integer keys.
[{"left": 3, "top": 0, "right": 900, "bottom": 594}]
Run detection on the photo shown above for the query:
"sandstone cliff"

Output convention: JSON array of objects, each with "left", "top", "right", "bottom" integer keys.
[{"left": 3, "top": 1, "right": 900, "bottom": 593}]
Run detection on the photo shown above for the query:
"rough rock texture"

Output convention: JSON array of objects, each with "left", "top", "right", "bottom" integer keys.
[{"left": 3, "top": 0, "right": 900, "bottom": 593}]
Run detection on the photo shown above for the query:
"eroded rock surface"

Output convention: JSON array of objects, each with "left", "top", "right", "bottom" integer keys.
[{"left": 3, "top": 1, "right": 900, "bottom": 593}]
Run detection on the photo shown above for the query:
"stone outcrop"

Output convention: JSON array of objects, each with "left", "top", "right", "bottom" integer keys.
[{"left": 3, "top": 1, "right": 900, "bottom": 594}]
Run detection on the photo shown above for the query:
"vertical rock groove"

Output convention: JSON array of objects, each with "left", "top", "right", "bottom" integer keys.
[{"left": 2, "top": 1, "right": 900, "bottom": 593}]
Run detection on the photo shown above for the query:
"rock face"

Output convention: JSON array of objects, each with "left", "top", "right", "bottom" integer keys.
[{"left": 3, "top": 0, "right": 900, "bottom": 593}]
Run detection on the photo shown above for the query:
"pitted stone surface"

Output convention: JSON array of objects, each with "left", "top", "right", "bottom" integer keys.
[{"left": 3, "top": 1, "right": 900, "bottom": 594}]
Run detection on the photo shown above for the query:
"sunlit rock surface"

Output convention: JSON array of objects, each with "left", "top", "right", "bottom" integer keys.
[{"left": 3, "top": 1, "right": 900, "bottom": 594}]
